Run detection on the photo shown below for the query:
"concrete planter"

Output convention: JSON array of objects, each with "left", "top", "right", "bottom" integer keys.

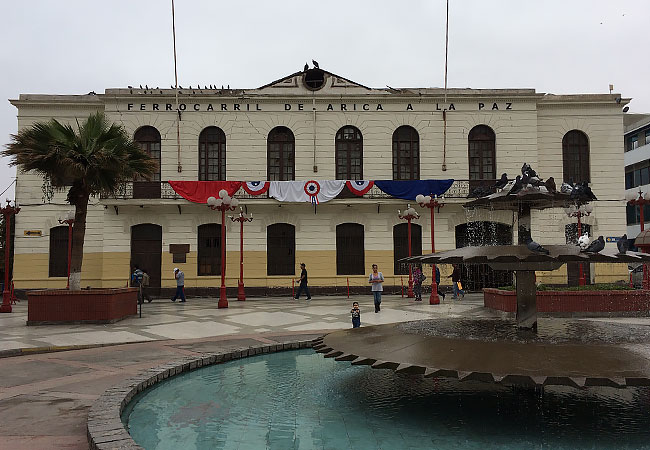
[
  {"left": 27, "top": 288, "right": 138, "bottom": 325},
  {"left": 484, "top": 288, "right": 650, "bottom": 314}
]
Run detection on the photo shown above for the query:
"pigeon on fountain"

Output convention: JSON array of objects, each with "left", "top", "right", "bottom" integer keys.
[
  {"left": 524, "top": 236, "right": 550, "bottom": 255},
  {"left": 581, "top": 236, "right": 605, "bottom": 253},
  {"left": 617, "top": 234, "right": 629, "bottom": 254},
  {"left": 544, "top": 177, "right": 557, "bottom": 193},
  {"left": 521, "top": 163, "right": 538, "bottom": 179},
  {"left": 577, "top": 232, "right": 590, "bottom": 250},
  {"left": 509, "top": 175, "right": 523, "bottom": 195},
  {"left": 493, "top": 173, "right": 508, "bottom": 191},
  {"left": 560, "top": 182, "right": 573, "bottom": 194},
  {"left": 581, "top": 181, "right": 598, "bottom": 201}
]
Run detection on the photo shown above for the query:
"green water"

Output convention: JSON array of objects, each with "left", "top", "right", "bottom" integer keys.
[{"left": 123, "top": 349, "right": 650, "bottom": 449}]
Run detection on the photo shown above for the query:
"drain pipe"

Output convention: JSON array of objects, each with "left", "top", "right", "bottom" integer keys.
[
  {"left": 312, "top": 96, "right": 317, "bottom": 173},
  {"left": 171, "top": 0, "right": 182, "bottom": 173},
  {"left": 441, "top": 0, "right": 449, "bottom": 172}
]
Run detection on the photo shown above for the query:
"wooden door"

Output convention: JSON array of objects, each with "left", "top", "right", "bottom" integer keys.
[{"left": 131, "top": 224, "right": 162, "bottom": 295}]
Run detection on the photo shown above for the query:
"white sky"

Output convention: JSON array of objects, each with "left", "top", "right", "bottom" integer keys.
[{"left": 1, "top": 0, "right": 649, "bottom": 201}]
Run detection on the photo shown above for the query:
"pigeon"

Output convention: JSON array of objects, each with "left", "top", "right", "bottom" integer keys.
[
  {"left": 617, "top": 234, "right": 629, "bottom": 254},
  {"left": 127, "top": 85, "right": 133, "bottom": 89},
  {"left": 467, "top": 185, "right": 492, "bottom": 198},
  {"left": 560, "top": 182, "right": 573, "bottom": 194},
  {"left": 139, "top": 84, "right": 143, "bottom": 89},
  {"left": 493, "top": 173, "right": 508, "bottom": 191},
  {"left": 145, "top": 84, "right": 148, "bottom": 89},
  {"left": 577, "top": 232, "right": 590, "bottom": 250},
  {"left": 521, "top": 163, "right": 538, "bottom": 179},
  {"left": 521, "top": 172, "right": 531, "bottom": 188},
  {"left": 524, "top": 237, "right": 550, "bottom": 255},
  {"left": 581, "top": 181, "right": 598, "bottom": 201},
  {"left": 304, "top": 63, "right": 309, "bottom": 71},
  {"left": 582, "top": 236, "right": 605, "bottom": 253},
  {"left": 529, "top": 176, "right": 545, "bottom": 187},
  {"left": 544, "top": 177, "right": 557, "bottom": 193},
  {"left": 312, "top": 59, "right": 320, "bottom": 69},
  {"left": 509, "top": 175, "right": 523, "bottom": 194}
]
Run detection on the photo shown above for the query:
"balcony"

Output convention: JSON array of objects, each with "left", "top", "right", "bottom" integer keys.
[{"left": 100, "top": 180, "right": 473, "bottom": 202}]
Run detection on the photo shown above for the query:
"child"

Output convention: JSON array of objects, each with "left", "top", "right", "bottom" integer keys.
[
  {"left": 413, "top": 265, "right": 426, "bottom": 301},
  {"left": 350, "top": 302, "right": 361, "bottom": 328}
]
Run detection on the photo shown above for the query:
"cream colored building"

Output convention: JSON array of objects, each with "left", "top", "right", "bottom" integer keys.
[{"left": 9, "top": 67, "right": 629, "bottom": 295}]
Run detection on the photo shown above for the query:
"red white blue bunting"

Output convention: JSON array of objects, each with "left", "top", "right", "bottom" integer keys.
[
  {"left": 345, "top": 180, "right": 374, "bottom": 196},
  {"left": 268, "top": 180, "right": 346, "bottom": 204},
  {"left": 242, "top": 181, "right": 270, "bottom": 195}
]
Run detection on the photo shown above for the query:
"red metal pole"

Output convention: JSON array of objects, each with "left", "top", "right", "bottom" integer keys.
[
  {"left": 429, "top": 205, "right": 440, "bottom": 304},
  {"left": 66, "top": 222, "right": 73, "bottom": 289},
  {"left": 237, "top": 218, "right": 245, "bottom": 301},
  {"left": 401, "top": 276, "right": 404, "bottom": 298},
  {"left": 577, "top": 214, "right": 585, "bottom": 286},
  {"left": 347, "top": 277, "right": 350, "bottom": 298},
  {"left": 407, "top": 218, "right": 414, "bottom": 298},
  {"left": 1, "top": 212, "right": 11, "bottom": 313},
  {"left": 218, "top": 206, "right": 228, "bottom": 308},
  {"left": 292, "top": 278, "right": 295, "bottom": 299}
]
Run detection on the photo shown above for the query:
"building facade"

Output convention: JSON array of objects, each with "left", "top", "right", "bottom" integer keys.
[
  {"left": 624, "top": 113, "right": 650, "bottom": 242},
  {"left": 9, "top": 67, "right": 629, "bottom": 295}
]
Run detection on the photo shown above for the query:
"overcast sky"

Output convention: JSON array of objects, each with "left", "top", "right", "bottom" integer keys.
[{"left": 1, "top": 0, "right": 648, "bottom": 201}]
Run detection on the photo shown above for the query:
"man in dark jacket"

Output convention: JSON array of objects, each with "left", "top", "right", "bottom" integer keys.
[
  {"left": 295, "top": 263, "right": 311, "bottom": 300},
  {"left": 448, "top": 264, "right": 465, "bottom": 299}
]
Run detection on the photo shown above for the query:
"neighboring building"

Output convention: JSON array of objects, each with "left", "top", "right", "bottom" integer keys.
[
  {"left": 624, "top": 113, "right": 650, "bottom": 243},
  {"left": 9, "top": 66, "right": 629, "bottom": 295}
]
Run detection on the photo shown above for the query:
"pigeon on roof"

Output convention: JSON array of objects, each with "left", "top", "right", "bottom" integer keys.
[
  {"left": 582, "top": 236, "right": 605, "bottom": 253},
  {"left": 617, "top": 234, "right": 629, "bottom": 254},
  {"left": 524, "top": 236, "right": 550, "bottom": 255}
]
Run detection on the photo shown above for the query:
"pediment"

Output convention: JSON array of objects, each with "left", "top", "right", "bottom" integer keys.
[{"left": 257, "top": 66, "right": 371, "bottom": 94}]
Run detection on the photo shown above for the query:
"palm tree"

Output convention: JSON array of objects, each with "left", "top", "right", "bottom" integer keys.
[{"left": 2, "top": 112, "right": 156, "bottom": 290}]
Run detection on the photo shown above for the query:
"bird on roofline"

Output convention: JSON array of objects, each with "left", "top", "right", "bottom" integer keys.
[
  {"left": 617, "top": 234, "right": 629, "bottom": 254},
  {"left": 312, "top": 59, "right": 319, "bottom": 69},
  {"left": 524, "top": 236, "right": 550, "bottom": 255},
  {"left": 581, "top": 236, "right": 605, "bottom": 253}
]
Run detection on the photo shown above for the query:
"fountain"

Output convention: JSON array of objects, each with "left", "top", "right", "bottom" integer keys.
[{"left": 316, "top": 166, "right": 650, "bottom": 387}]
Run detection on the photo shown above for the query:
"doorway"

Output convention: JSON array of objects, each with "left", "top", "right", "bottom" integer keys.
[{"left": 131, "top": 224, "right": 162, "bottom": 296}]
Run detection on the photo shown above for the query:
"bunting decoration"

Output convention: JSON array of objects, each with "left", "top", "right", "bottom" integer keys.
[
  {"left": 242, "top": 181, "right": 270, "bottom": 195},
  {"left": 345, "top": 180, "right": 374, "bottom": 196},
  {"left": 269, "top": 180, "right": 346, "bottom": 204},
  {"left": 168, "top": 180, "right": 242, "bottom": 204},
  {"left": 374, "top": 179, "right": 454, "bottom": 200}
]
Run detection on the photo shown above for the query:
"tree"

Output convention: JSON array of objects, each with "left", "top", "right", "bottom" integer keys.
[{"left": 2, "top": 113, "right": 156, "bottom": 290}]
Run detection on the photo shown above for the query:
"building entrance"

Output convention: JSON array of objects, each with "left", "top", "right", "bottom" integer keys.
[{"left": 131, "top": 224, "right": 162, "bottom": 296}]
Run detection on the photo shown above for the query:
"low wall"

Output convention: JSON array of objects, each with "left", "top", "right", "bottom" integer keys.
[
  {"left": 27, "top": 288, "right": 138, "bottom": 325},
  {"left": 484, "top": 288, "right": 650, "bottom": 313}
]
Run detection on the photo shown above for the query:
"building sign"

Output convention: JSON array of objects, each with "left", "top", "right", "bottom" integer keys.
[
  {"left": 125, "top": 102, "right": 514, "bottom": 113},
  {"left": 24, "top": 230, "right": 42, "bottom": 237},
  {"left": 606, "top": 237, "right": 621, "bottom": 243}
]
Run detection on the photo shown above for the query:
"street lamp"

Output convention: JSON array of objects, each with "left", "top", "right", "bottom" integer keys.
[
  {"left": 207, "top": 190, "right": 238, "bottom": 308},
  {"left": 398, "top": 204, "right": 419, "bottom": 298},
  {"left": 1, "top": 200, "right": 20, "bottom": 313},
  {"left": 58, "top": 210, "right": 75, "bottom": 289},
  {"left": 229, "top": 208, "right": 253, "bottom": 301},
  {"left": 626, "top": 188, "right": 650, "bottom": 289},
  {"left": 564, "top": 203, "right": 593, "bottom": 286},
  {"left": 416, "top": 194, "right": 445, "bottom": 304}
]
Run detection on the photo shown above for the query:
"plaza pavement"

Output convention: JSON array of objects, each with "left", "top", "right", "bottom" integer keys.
[{"left": 2, "top": 293, "right": 649, "bottom": 449}]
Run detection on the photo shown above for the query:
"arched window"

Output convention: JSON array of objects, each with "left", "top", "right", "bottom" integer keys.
[
  {"left": 133, "top": 126, "right": 161, "bottom": 181},
  {"left": 198, "top": 224, "right": 222, "bottom": 276},
  {"left": 393, "top": 223, "right": 422, "bottom": 275},
  {"left": 468, "top": 125, "right": 496, "bottom": 189},
  {"left": 49, "top": 226, "right": 70, "bottom": 277},
  {"left": 267, "top": 127, "right": 295, "bottom": 181},
  {"left": 335, "top": 126, "right": 363, "bottom": 180},
  {"left": 336, "top": 223, "right": 364, "bottom": 275},
  {"left": 267, "top": 223, "right": 295, "bottom": 275},
  {"left": 562, "top": 130, "right": 590, "bottom": 183},
  {"left": 199, "top": 127, "right": 226, "bottom": 181},
  {"left": 392, "top": 126, "right": 419, "bottom": 180}
]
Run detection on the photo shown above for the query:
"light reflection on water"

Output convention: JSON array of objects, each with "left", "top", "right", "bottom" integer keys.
[{"left": 124, "top": 349, "right": 650, "bottom": 450}]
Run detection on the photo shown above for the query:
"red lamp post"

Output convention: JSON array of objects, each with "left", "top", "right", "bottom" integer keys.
[
  {"left": 398, "top": 204, "right": 419, "bottom": 298},
  {"left": 627, "top": 189, "right": 650, "bottom": 289},
  {"left": 564, "top": 203, "right": 592, "bottom": 286},
  {"left": 416, "top": 194, "right": 445, "bottom": 304},
  {"left": 207, "top": 190, "right": 238, "bottom": 308},
  {"left": 58, "top": 210, "right": 75, "bottom": 289},
  {"left": 1, "top": 200, "right": 20, "bottom": 313},
  {"left": 229, "top": 208, "right": 253, "bottom": 301}
]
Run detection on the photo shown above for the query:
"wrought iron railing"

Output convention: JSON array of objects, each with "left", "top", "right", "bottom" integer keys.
[{"left": 100, "top": 180, "right": 472, "bottom": 201}]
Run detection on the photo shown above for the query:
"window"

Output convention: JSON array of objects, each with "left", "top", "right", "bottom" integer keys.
[
  {"left": 562, "top": 130, "right": 590, "bottom": 183},
  {"left": 628, "top": 135, "right": 639, "bottom": 151},
  {"left": 626, "top": 204, "right": 650, "bottom": 226},
  {"left": 133, "top": 126, "right": 161, "bottom": 181},
  {"left": 267, "top": 224, "right": 295, "bottom": 275},
  {"left": 49, "top": 226, "right": 70, "bottom": 277},
  {"left": 336, "top": 223, "right": 365, "bottom": 275},
  {"left": 199, "top": 127, "right": 226, "bottom": 181},
  {"left": 267, "top": 127, "right": 295, "bottom": 181},
  {"left": 468, "top": 125, "right": 496, "bottom": 189},
  {"left": 645, "top": 130, "right": 650, "bottom": 146},
  {"left": 198, "top": 224, "right": 222, "bottom": 276},
  {"left": 392, "top": 126, "right": 419, "bottom": 180},
  {"left": 335, "top": 126, "right": 363, "bottom": 180},
  {"left": 625, "top": 159, "right": 650, "bottom": 189},
  {"left": 393, "top": 223, "right": 422, "bottom": 275}
]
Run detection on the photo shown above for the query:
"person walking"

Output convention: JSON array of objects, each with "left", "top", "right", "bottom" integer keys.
[
  {"left": 413, "top": 264, "right": 426, "bottom": 301},
  {"left": 435, "top": 265, "right": 446, "bottom": 301},
  {"left": 448, "top": 264, "right": 465, "bottom": 299},
  {"left": 294, "top": 263, "right": 311, "bottom": 300},
  {"left": 171, "top": 267, "right": 186, "bottom": 303},
  {"left": 131, "top": 265, "right": 144, "bottom": 304},
  {"left": 368, "top": 264, "right": 384, "bottom": 312}
]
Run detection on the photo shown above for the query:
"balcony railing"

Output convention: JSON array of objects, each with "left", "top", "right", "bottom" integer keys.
[{"left": 101, "top": 180, "right": 473, "bottom": 201}]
